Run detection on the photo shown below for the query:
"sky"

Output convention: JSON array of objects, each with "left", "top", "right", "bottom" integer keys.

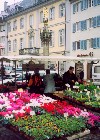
[{"left": 0, "top": 0, "right": 21, "bottom": 12}]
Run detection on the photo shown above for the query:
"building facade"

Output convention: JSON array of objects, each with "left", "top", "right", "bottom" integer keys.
[
  {"left": 0, "top": 0, "right": 67, "bottom": 71},
  {"left": 69, "top": 0, "right": 100, "bottom": 79},
  {"left": 3, "top": 0, "right": 66, "bottom": 56},
  {"left": 0, "top": 18, "right": 6, "bottom": 56}
]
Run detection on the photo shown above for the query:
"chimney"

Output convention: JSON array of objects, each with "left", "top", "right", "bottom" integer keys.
[{"left": 4, "top": 1, "right": 8, "bottom": 11}]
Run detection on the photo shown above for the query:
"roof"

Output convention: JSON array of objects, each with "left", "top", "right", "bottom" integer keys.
[{"left": 0, "top": 0, "right": 53, "bottom": 20}]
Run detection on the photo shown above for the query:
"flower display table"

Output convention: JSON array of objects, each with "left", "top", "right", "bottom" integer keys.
[{"left": 0, "top": 91, "right": 100, "bottom": 140}]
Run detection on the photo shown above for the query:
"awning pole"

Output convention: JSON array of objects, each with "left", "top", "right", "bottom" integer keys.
[
  {"left": 1, "top": 59, "right": 3, "bottom": 85},
  {"left": 58, "top": 61, "right": 59, "bottom": 75},
  {"left": 14, "top": 60, "right": 17, "bottom": 88}
]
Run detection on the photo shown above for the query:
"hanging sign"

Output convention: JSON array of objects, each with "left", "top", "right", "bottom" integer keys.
[{"left": 22, "top": 64, "right": 45, "bottom": 71}]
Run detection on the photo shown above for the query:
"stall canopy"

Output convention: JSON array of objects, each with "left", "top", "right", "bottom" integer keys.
[{"left": 0, "top": 55, "right": 100, "bottom": 62}]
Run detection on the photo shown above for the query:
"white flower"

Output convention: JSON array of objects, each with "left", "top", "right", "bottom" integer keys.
[
  {"left": 75, "top": 86, "right": 79, "bottom": 89},
  {"left": 19, "top": 109, "right": 25, "bottom": 113},
  {"left": 84, "top": 89, "right": 88, "bottom": 92},
  {"left": 75, "top": 82, "right": 79, "bottom": 85},
  {"left": 30, "top": 111, "right": 35, "bottom": 116},
  {"left": 5, "top": 114, "right": 14, "bottom": 120},
  {"left": 64, "top": 113, "right": 68, "bottom": 117},
  {"left": 65, "top": 84, "right": 70, "bottom": 88}
]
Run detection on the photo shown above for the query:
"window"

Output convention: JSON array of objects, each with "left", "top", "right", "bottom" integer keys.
[
  {"left": 29, "top": 15, "right": 33, "bottom": 27},
  {"left": 81, "top": 0, "right": 88, "bottom": 11},
  {"left": 80, "top": 40, "right": 87, "bottom": 50},
  {"left": 97, "top": 16, "right": 100, "bottom": 27},
  {"left": 81, "top": 20, "right": 87, "bottom": 31},
  {"left": 77, "top": 41, "right": 80, "bottom": 49},
  {"left": 92, "top": 38, "right": 97, "bottom": 49},
  {"left": 20, "top": 18, "right": 24, "bottom": 29},
  {"left": 59, "top": 29, "right": 65, "bottom": 46},
  {"left": 72, "top": 42, "right": 76, "bottom": 50},
  {"left": 13, "top": 39, "right": 17, "bottom": 52},
  {"left": 73, "top": 23, "right": 76, "bottom": 33},
  {"left": 20, "top": 38, "right": 24, "bottom": 49},
  {"left": 92, "top": 38, "right": 100, "bottom": 49},
  {"left": 93, "top": 17, "right": 97, "bottom": 28},
  {"left": 49, "top": 31, "right": 54, "bottom": 47},
  {"left": 13, "top": 20, "right": 17, "bottom": 31},
  {"left": 73, "top": 4, "right": 76, "bottom": 14},
  {"left": 97, "top": 38, "right": 100, "bottom": 48},
  {"left": 59, "top": 3, "right": 65, "bottom": 17},
  {"left": 8, "top": 40, "right": 11, "bottom": 52},
  {"left": 89, "top": 18, "right": 93, "bottom": 28},
  {"left": 94, "top": 66, "right": 100, "bottom": 73},
  {"left": 92, "top": 16, "right": 100, "bottom": 28},
  {"left": 73, "top": 2, "right": 79, "bottom": 14},
  {"left": 8, "top": 22, "right": 11, "bottom": 32},
  {"left": 40, "top": 11, "right": 43, "bottom": 23},
  {"left": 88, "top": 0, "right": 92, "bottom": 7},
  {"left": 0, "top": 25, "right": 5, "bottom": 32},
  {"left": 49, "top": 7, "right": 55, "bottom": 20},
  {"left": 0, "top": 36, "right": 5, "bottom": 43},
  {"left": 76, "top": 22, "right": 80, "bottom": 31},
  {"left": 1, "top": 49, "right": 5, "bottom": 55},
  {"left": 89, "top": 38, "right": 93, "bottom": 48},
  {"left": 29, "top": 36, "right": 34, "bottom": 48}
]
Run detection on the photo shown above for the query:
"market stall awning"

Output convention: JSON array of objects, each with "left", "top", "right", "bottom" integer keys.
[{"left": 0, "top": 55, "right": 100, "bottom": 62}]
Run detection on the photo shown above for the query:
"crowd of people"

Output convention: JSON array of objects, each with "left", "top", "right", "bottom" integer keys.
[{"left": 27, "top": 66, "right": 84, "bottom": 94}]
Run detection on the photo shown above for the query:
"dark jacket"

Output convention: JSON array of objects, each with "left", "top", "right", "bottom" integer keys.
[{"left": 63, "top": 70, "right": 77, "bottom": 88}]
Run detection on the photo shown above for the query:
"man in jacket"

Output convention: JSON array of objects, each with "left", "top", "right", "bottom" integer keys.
[{"left": 63, "top": 66, "right": 77, "bottom": 89}]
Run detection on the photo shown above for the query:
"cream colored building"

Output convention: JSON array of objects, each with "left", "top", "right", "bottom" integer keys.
[
  {"left": 6, "top": 0, "right": 66, "bottom": 57},
  {"left": 0, "top": 0, "right": 66, "bottom": 71}
]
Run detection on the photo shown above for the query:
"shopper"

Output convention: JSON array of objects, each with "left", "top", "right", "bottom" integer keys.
[
  {"left": 28, "top": 68, "right": 42, "bottom": 94},
  {"left": 63, "top": 66, "right": 77, "bottom": 89},
  {"left": 43, "top": 69, "right": 55, "bottom": 94}
]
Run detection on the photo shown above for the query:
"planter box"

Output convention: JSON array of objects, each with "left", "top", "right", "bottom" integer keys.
[
  {"left": 64, "top": 95, "right": 100, "bottom": 113},
  {"left": 6, "top": 124, "right": 90, "bottom": 140}
]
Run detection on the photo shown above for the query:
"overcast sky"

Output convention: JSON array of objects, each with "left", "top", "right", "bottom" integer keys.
[{"left": 0, "top": 0, "right": 21, "bottom": 12}]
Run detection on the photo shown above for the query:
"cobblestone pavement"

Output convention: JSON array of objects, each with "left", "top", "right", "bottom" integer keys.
[{"left": 0, "top": 127, "right": 26, "bottom": 140}]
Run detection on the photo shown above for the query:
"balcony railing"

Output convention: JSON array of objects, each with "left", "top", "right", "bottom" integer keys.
[{"left": 19, "top": 47, "right": 40, "bottom": 55}]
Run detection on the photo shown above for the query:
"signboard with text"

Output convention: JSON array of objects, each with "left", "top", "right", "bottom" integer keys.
[{"left": 22, "top": 64, "right": 45, "bottom": 71}]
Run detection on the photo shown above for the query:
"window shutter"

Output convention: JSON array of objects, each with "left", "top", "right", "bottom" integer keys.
[
  {"left": 81, "top": 21, "right": 84, "bottom": 31},
  {"left": 80, "top": 40, "right": 83, "bottom": 49},
  {"left": 73, "top": 23, "right": 76, "bottom": 33},
  {"left": 93, "top": 0, "right": 97, "bottom": 6},
  {"left": 93, "top": 38, "right": 97, "bottom": 49},
  {"left": 93, "top": 17, "right": 97, "bottom": 28},
  {"left": 84, "top": 20, "right": 87, "bottom": 30},
  {"left": 84, "top": 0, "right": 88, "bottom": 9},
  {"left": 97, "top": 0, "right": 100, "bottom": 5},
  {"left": 97, "top": 16, "right": 100, "bottom": 27},
  {"left": 73, "top": 4, "right": 76, "bottom": 14},
  {"left": 72, "top": 42, "right": 76, "bottom": 50},
  {"left": 97, "top": 38, "right": 100, "bottom": 48},
  {"left": 84, "top": 40, "right": 87, "bottom": 50},
  {"left": 81, "top": 0, "right": 84, "bottom": 10}
]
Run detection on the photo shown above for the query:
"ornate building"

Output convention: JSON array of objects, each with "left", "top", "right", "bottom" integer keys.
[{"left": 0, "top": 0, "right": 67, "bottom": 71}]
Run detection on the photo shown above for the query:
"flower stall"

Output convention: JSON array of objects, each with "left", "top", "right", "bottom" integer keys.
[
  {"left": 64, "top": 82, "right": 100, "bottom": 113},
  {"left": 0, "top": 90, "right": 100, "bottom": 140}
]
